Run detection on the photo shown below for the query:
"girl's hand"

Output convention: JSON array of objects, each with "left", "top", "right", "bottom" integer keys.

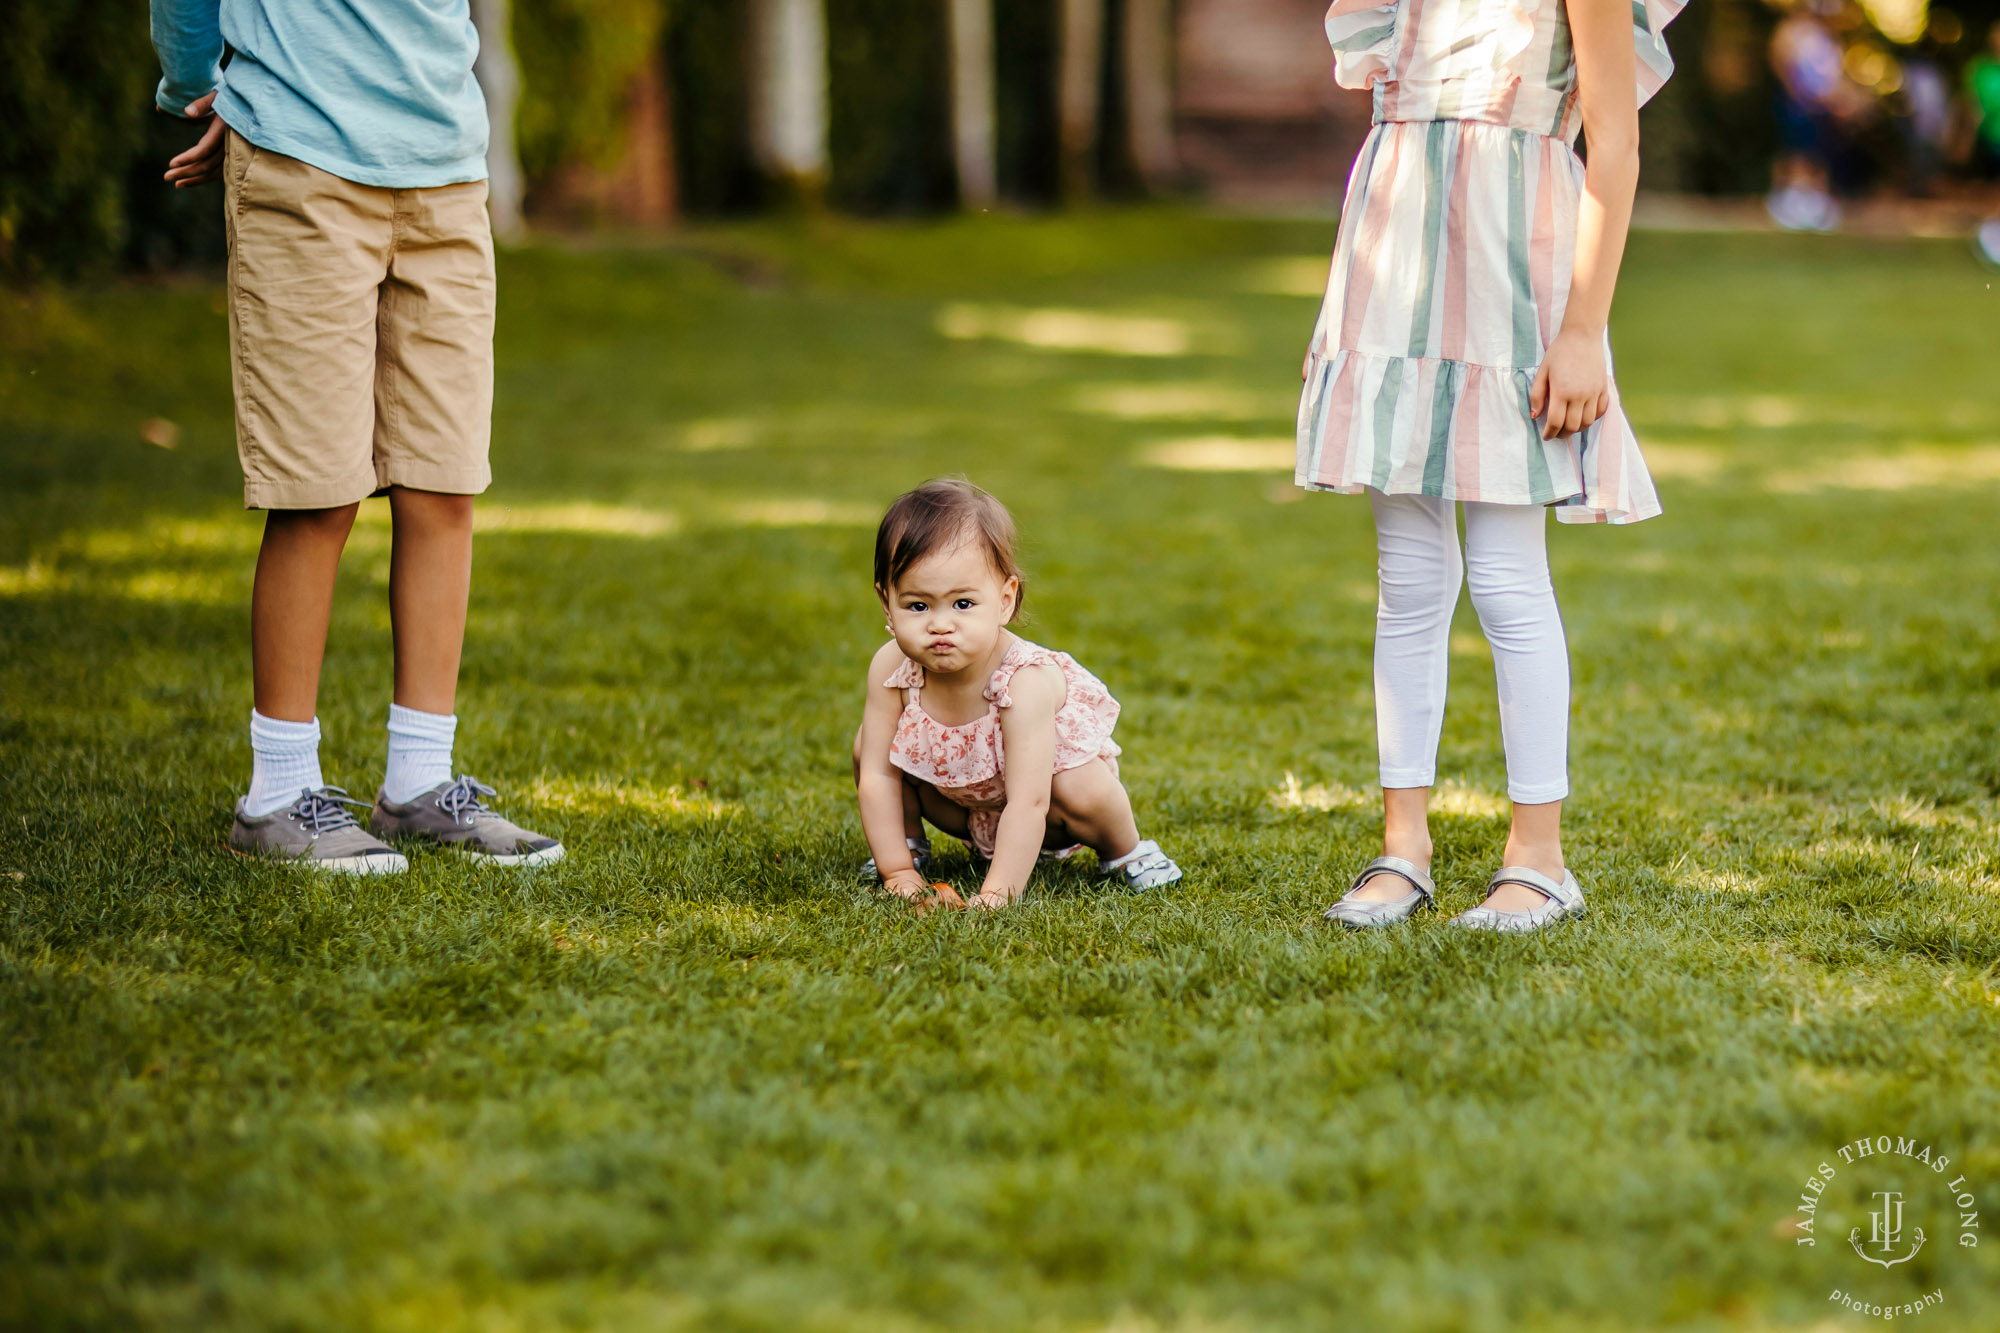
[
  {"left": 1529, "top": 327, "right": 1611, "bottom": 440},
  {"left": 882, "top": 868, "right": 932, "bottom": 901},
  {"left": 967, "top": 889, "right": 1013, "bottom": 911}
]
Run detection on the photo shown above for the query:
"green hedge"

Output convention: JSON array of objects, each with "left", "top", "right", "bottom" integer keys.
[
  {"left": 513, "top": 0, "right": 671, "bottom": 184},
  {"left": 10, "top": 0, "right": 1997, "bottom": 276},
  {"left": 827, "top": 0, "right": 955, "bottom": 212},
  {"left": 666, "top": 0, "right": 758, "bottom": 213},
  {"left": 1, "top": 1, "right": 160, "bottom": 278},
  {"left": 1640, "top": 0, "right": 1782, "bottom": 197}
]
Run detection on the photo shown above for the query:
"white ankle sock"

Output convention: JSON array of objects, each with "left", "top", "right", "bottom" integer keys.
[
  {"left": 383, "top": 703, "right": 457, "bottom": 803},
  {"left": 1101, "top": 839, "right": 1155, "bottom": 870},
  {"left": 245, "top": 711, "right": 324, "bottom": 817}
]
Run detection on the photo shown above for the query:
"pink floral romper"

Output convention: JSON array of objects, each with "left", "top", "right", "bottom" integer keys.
[{"left": 885, "top": 637, "right": 1123, "bottom": 858}]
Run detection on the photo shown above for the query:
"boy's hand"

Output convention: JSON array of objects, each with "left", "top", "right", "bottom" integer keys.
[
  {"left": 1528, "top": 327, "right": 1611, "bottom": 440},
  {"left": 165, "top": 93, "right": 227, "bottom": 189}
]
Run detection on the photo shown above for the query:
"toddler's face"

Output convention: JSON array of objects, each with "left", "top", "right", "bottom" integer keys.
[{"left": 880, "top": 540, "right": 1017, "bottom": 677}]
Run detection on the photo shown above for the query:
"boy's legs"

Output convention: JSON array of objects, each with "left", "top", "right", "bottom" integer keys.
[
  {"left": 252, "top": 504, "right": 362, "bottom": 723},
  {"left": 387, "top": 488, "right": 474, "bottom": 716},
  {"left": 361, "top": 181, "right": 561, "bottom": 864},
  {"left": 225, "top": 134, "right": 398, "bottom": 864}
]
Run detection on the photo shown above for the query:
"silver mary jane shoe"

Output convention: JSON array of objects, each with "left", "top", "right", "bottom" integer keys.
[
  {"left": 1324, "top": 855, "right": 1434, "bottom": 929},
  {"left": 1449, "top": 865, "right": 1586, "bottom": 934}
]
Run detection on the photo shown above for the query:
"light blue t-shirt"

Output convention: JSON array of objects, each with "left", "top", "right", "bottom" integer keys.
[{"left": 151, "top": 0, "right": 488, "bottom": 189}]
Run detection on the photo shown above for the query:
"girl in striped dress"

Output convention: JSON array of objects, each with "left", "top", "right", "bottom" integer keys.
[{"left": 1299, "top": 0, "right": 1683, "bottom": 932}]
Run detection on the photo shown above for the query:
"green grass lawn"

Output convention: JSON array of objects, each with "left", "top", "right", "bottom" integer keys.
[{"left": 4, "top": 211, "right": 2000, "bottom": 1332}]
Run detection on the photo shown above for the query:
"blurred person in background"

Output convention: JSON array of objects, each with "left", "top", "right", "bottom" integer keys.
[
  {"left": 1969, "top": 20, "right": 2000, "bottom": 264},
  {"left": 1898, "top": 39, "right": 1954, "bottom": 195},
  {"left": 1767, "top": 0, "right": 1870, "bottom": 230}
]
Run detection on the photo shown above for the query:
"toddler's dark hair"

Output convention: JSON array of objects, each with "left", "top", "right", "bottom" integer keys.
[{"left": 874, "top": 479, "right": 1025, "bottom": 620}]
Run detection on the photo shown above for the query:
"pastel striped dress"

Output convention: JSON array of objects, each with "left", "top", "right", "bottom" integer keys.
[{"left": 1295, "top": 0, "right": 1685, "bottom": 524}]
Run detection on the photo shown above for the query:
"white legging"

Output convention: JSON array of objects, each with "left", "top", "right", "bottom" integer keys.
[{"left": 1369, "top": 490, "right": 1569, "bottom": 804}]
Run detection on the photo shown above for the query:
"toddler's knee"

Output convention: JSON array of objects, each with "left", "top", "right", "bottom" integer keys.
[{"left": 1048, "top": 761, "right": 1106, "bottom": 815}]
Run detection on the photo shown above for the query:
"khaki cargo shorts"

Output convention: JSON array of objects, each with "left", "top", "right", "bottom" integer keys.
[{"left": 224, "top": 130, "right": 495, "bottom": 509}]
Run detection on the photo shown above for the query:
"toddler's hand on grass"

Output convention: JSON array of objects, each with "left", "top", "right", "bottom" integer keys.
[
  {"left": 882, "top": 868, "right": 932, "bottom": 901},
  {"left": 1529, "top": 328, "right": 1611, "bottom": 440},
  {"left": 907, "top": 881, "right": 967, "bottom": 915}
]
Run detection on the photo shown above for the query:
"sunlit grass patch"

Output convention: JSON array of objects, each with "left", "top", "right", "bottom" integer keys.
[
  {"left": 523, "top": 776, "right": 733, "bottom": 823},
  {"left": 1137, "top": 437, "right": 1294, "bottom": 472},
  {"left": 716, "top": 497, "right": 877, "bottom": 527},
  {"left": 1070, "top": 381, "right": 1287, "bottom": 421},
  {"left": 1237, "top": 256, "right": 1332, "bottom": 297},
  {"left": 73, "top": 514, "right": 259, "bottom": 560},
  {"left": 1270, "top": 772, "right": 1372, "bottom": 813},
  {"left": 679, "top": 417, "right": 759, "bottom": 452},
  {"left": 937, "top": 302, "right": 1204, "bottom": 357},
  {"left": 1624, "top": 393, "right": 2000, "bottom": 433},
  {"left": 1639, "top": 442, "right": 1730, "bottom": 483},
  {"left": 0, "top": 559, "right": 70, "bottom": 597},
  {"left": 115, "top": 569, "right": 239, "bottom": 606},
  {"left": 1763, "top": 443, "right": 2000, "bottom": 494},
  {"left": 470, "top": 502, "right": 683, "bottom": 538}
]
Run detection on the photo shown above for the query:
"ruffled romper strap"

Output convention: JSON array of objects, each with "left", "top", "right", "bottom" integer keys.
[
  {"left": 881, "top": 654, "right": 925, "bottom": 700},
  {"left": 983, "top": 641, "right": 1060, "bottom": 710}
]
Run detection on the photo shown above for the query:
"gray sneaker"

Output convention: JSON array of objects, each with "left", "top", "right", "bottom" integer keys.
[
  {"left": 370, "top": 775, "right": 565, "bottom": 866},
  {"left": 230, "top": 787, "right": 409, "bottom": 875}
]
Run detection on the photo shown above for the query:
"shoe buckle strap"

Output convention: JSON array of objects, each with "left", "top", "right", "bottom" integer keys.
[
  {"left": 1347, "top": 855, "right": 1433, "bottom": 902},
  {"left": 1487, "top": 865, "right": 1577, "bottom": 908}
]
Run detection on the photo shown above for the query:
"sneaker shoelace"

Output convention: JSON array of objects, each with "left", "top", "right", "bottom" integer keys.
[
  {"left": 289, "top": 787, "right": 367, "bottom": 834},
  {"left": 434, "top": 774, "right": 499, "bottom": 826}
]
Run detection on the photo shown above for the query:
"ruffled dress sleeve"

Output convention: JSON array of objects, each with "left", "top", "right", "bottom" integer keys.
[
  {"left": 881, "top": 655, "right": 924, "bottom": 690},
  {"left": 1634, "top": 0, "right": 1688, "bottom": 107},
  {"left": 1323, "top": 0, "right": 1401, "bottom": 91}
]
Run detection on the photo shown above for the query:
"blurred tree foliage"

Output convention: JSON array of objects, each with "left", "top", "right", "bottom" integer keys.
[
  {"left": 826, "top": 0, "right": 955, "bottom": 212},
  {"left": 1642, "top": 0, "right": 1783, "bottom": 195},
  {"left": 666, "top": 0, "right": 758, "bottom": 213},
  {"left": 996, "top": 0, "right": 1062, "bottom": 204},
  {"left": 512, "top": 0, "right": 672, "bottom": 182},
  {"left": 0, "top": 1, "right": 158, "bottom": 278},
  {"left": 9, "top": 0, "right": 2000, "bottom": 276}
]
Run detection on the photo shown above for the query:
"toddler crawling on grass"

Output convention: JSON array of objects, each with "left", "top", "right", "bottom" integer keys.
[{"left": 853, "top": 479, "right": 1182, "bottom": 910}]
